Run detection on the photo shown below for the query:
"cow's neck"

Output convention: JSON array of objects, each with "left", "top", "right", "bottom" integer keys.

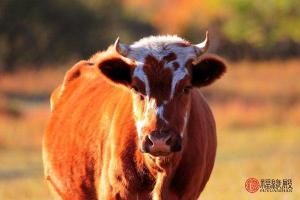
[{"left": 152, "top": 172, "right": 171, "bottom": 200}]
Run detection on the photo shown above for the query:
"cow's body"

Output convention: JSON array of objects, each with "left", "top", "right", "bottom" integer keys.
[{"left": 43, "top": 34, "right": 225, "bottom": 200}]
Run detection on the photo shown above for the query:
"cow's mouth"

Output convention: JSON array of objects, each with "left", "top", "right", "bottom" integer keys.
[
  {"left": 148, "top": 151, "right": 171, "bottom": 157},
  {"left": 148, "top": 153, "right": 175, "bottom": 169}
]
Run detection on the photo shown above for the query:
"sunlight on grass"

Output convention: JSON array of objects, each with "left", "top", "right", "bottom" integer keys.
[
  {"left": 202, "top": 126, "right": 300, "bottom": 200},
  {"left": 0, "top": 149, "right": 51, "bottom": 200}
]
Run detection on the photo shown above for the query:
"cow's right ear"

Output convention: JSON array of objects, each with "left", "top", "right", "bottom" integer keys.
[
  {"left": 190, "top": 55, "right": 226, "bottom": 87},
  {"left": 98, "top": 57, "right": 134, "bottom": 86}
]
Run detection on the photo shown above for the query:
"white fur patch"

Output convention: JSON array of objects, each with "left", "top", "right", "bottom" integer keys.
[
  {"left": 129, "top": 35, "right": 196, "bottom": 64},
  {"left": 132, "top": 96, "right": 156, "bottom": 138},
  {"left": 133, "top": 61, "right": 150, "bottom": 95},
  {"left": 157, "top": 104, "right": 168, "bottom": 124},
  {"left": 131, "top": 35, "right": 188, "bottom": 49}
]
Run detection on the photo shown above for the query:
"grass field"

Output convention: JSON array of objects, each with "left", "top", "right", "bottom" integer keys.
[{"left": 0, "top": 59, "right": 299, "bottom": 199}]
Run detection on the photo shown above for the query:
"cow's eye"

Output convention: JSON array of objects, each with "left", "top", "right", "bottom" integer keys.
[
  {"left": 132, "top": 86, "right": 139, "bottom": 93},
  {"left": 132, "top": 86, "right": 145, "bottom": 100},
  {"left": 139, "top": 94, "right": 145, "bottom": 101},
  {"left": 182, "top": 85, "right": 192, "bottom": 94}
]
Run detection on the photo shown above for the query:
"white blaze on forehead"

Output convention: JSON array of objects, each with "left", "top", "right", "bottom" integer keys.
[
  {"left": 127, "top": 35, "right": 197, "bottom": 100},
  {"left": 128, "top": 35, "right": 198, "bottom": 138},
  {"left": 132, "top": 61, "right": 150, "bottom": 95}
]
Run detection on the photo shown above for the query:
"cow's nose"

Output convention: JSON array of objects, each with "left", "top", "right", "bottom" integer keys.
[{"left": 141, "top": 131, "right": 182, "bottom": 156}]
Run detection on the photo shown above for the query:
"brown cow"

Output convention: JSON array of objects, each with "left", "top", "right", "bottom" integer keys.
[{"left": 43, "top": 32, "right": 226, "bottom": 200}]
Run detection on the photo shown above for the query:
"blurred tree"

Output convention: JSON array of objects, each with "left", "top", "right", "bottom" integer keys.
[
  {"left": 124, "top": 0, "right": 300, "bottom": 59},
  {"left": 0, "top": 0, "right": 155, "bottom": 72},
  {"left": 0, "top": 0, "right": 97, "bottom": 71},
  {"left": 1, "top": 0, "right": 299, "bottom": 71},
  {"left": 220, "top": 0, "right": 300, "bottom": 59},
  {"left": 223, "top": 0, "right": 300, "bottom": 46}
]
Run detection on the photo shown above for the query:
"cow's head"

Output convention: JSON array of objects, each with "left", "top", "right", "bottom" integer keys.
[{"left": 98, "top": 32, "right": 226, "bottom": 157}]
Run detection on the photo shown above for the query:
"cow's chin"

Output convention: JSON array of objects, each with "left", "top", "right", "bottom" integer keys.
[{"left": 146, "top": 152, "right": 178, "bottom": 170}]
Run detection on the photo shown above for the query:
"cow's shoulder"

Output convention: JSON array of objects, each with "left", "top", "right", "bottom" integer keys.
[{"left": 50, "top": 60, "right": 99, "bottom": 111}]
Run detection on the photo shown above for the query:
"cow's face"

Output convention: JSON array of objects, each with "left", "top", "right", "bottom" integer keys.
[{"left": 99, "top": 33, "right": 226, "bottom": 157}]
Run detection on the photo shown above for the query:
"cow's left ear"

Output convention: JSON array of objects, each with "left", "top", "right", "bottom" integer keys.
[
  {"left": 191, "top": 55, "right": 226, "bottom": 87},
  {"left": 98, "top": 57, "right": 134, "bottom": 86}
]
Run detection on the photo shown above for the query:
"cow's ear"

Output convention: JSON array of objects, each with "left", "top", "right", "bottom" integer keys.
[
  {"left": 98, "top": 57, "right": 134, "bottom": 86},
  {"left": 191, "top": 55, "right": 226, "bottom": 87}
]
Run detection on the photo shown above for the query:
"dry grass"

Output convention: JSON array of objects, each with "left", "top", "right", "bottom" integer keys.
[
  {"left": 202, "top": 125, "right": 300, "bottom": 200},
  {"left": 0, "top": 59, "right": 299, "bottom": 199},
  {"left": 0, "top": 66, "right": 66, "bottom": 96}
]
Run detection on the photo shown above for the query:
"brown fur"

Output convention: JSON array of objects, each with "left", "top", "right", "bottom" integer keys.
[{"left": 43, "top": 48, "right": 223, "bottom": 200}]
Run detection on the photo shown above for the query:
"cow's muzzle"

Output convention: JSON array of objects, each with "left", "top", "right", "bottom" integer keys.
[{"left": 141, "top": 130, "right": 182, "bottom": 156}]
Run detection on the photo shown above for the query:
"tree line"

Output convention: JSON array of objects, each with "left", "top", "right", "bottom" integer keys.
[{"left": 0, "top": 0, "right": 299, "bottom": 72}]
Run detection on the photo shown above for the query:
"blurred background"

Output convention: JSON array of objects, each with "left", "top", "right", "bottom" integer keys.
[{"left": 0, "top": 0, "right": 299, "bottom": 199}]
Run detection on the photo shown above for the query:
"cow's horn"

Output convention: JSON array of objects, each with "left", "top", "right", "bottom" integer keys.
[
  {"left": 114, "top": 37, "right": 130, "bottom": 56},
  {"left": 194, "top": 31, "right": 209, "bottom": 56}
]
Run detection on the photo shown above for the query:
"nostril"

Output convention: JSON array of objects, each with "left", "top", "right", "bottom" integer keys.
[
  {"left": 145, "top": 135, "right": 154, "bottom": 146},
  {"left": 170, "top": 135, "right": 182, "bottom": 152}
]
